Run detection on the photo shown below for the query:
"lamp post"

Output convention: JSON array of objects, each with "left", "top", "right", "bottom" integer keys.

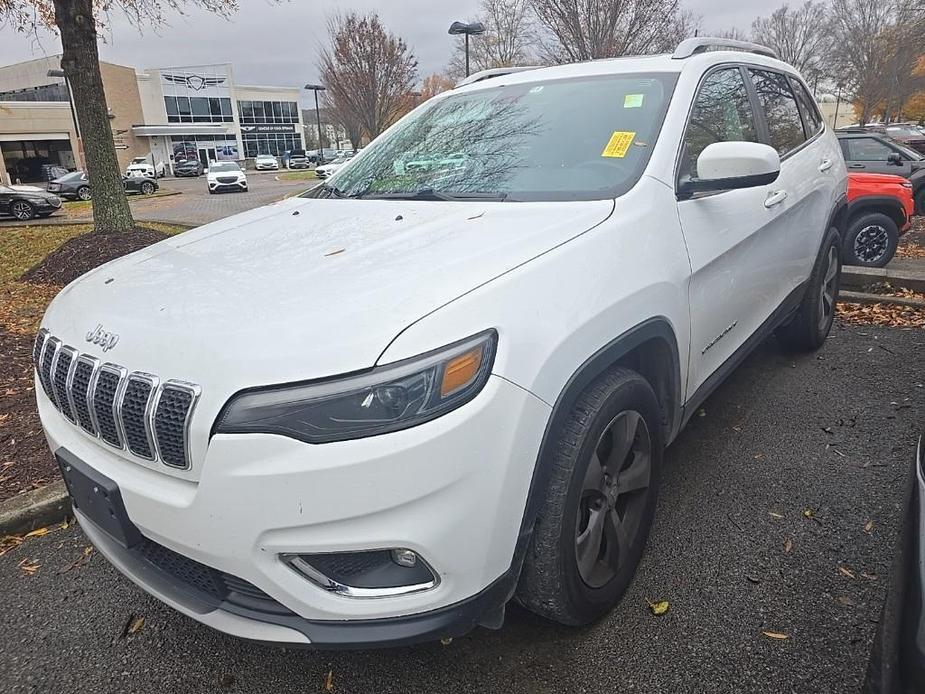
[
  {"left": 47, "top": 68, "right": 83, "bottom": 170},
  {"left": 448, "top": 21, "right": 486, "bottom": 77},
  {"left": 304, "top": 83, "right": 326, "bottom": 163}
]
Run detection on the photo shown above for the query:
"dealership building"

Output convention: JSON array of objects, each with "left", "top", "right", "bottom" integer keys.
[{"left": 0, "top": 56, "right": 305, "bottom": 182}]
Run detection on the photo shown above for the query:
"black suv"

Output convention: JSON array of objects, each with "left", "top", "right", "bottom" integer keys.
[{"left": 837, "top": 130, "right": 925, "bottom": 212}]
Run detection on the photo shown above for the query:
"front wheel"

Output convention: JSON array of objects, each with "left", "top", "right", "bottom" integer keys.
[
  {"left": 76, "top": 186, "right": 91, "bottom": 201},
  {"left": 842, "top": 212, "right": 898, "bottom": 268},
  {"left": 140, "top": 182, "right": 155, "bottom": 195},
  {"left": 516, "top": 367, "right": 663, "bottom": 625},
  {"left": 10, "top": 200, "right": 35, "bottom": 220},
  {"left": 777, "top": 227, "right": 841, "bottom": 352}
]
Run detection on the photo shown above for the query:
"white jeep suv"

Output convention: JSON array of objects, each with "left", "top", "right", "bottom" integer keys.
[{"left": 35, "top": 39, "right": 846, "bottom": 648}]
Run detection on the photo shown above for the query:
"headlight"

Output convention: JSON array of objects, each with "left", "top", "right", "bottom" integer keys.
[{"left": 215, "top": 330, "right": 497, "bottom": 443}]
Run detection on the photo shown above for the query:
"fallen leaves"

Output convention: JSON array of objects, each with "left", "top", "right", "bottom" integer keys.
[
  {"left": 768, "top": 511, "right": 784, "bottom": 519},
  {"left": 218, "top": 673, "right": 235, "bottom": 689},
  {"left": 646, "top": 598, "right": 670, "bottom": 616},
  {"left": 118, "top": 613, "right": 145, "bottom": 639},
  {"left": 838, "top": 302, "right": 925, "bottom": 328},
  {"left": 783, "top": 538, "right": 793, "bottom": 554},
  {"left": 864, "top": 520, "right": 874, "bottom": 534},
  {"left": 838, "top": 566, "right": 856, "bottom": 579},
  {"left": 59, "top": 545, "right": 93, "bottom": 574},
  {"left": 324, "top": 669, "right": 334, "bottom": 692},
  {"left": 17, "top": 558, "right": 39, "bottom": 575},
  {"left": 762, "top": 630, "right": 790, "bottom": 640}
]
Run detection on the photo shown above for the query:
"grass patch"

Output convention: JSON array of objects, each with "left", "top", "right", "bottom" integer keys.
[{"left": 277, "top": 170, "right": 319, "bottom": 181}]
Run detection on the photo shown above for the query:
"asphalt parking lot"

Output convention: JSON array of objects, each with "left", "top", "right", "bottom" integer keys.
[
  {"left": 124, "top": 172, "right": 318, "bottom": 226},
  {"left": 1, "top": 322, "right": 923, "bottom": 694}
]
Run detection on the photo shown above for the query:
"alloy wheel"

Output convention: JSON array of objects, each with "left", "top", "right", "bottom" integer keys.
[
  {"left": 575, "top": 410, "right": 652, "bottom": 589},
  {"left": 818, "top": 245, "right": 838, "bottom": 332},
  {"left": 11, "top": 201, "right": 32, "bottom": 220},
  {"left": 853, "top": 225, "right": 888, "bottom": 264},
  {"left": 78, "top": 187, "right": 91, "bottom": 201}
]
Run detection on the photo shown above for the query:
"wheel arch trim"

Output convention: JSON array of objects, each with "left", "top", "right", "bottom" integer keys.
[{"left": 507, "top": 317, "right": 681, "bottom": 582}]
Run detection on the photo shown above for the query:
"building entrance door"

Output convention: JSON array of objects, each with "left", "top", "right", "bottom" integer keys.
[{"left": 198, "top": 147, "right": 216, "bottom": 169}]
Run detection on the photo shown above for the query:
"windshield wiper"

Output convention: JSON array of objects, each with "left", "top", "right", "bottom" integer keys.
[{"left": 363, "top": 187, "right": 508, "bottom": 202}]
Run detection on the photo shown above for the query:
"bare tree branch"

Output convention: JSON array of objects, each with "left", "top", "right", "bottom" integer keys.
[
  {"left": 530, "top": 0, "right": 700, "bottom": 63},
  {"left": 750, "top": 2, "right": 832, "bottom": 84},
  {"left": 318, "top": 12, "right": 418, "bottom": 142}
]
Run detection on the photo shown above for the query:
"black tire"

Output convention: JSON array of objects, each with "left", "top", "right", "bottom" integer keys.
[
  {"left": 915, "top": 189, "right": 925, "bottom": 217},
  {"left": 777, "top": 227, "right": 841, "bottom": 352},
  {"left": 516, "top": 367, "right": 663, "bottom": 625},
  {"left": 37, "top": 212, "right": 53, "bottom": 218},
  {"left": 842, "top": 212, "right": 899, "bottom": 268},
  {"left": 208, "top": 188, "right": 215, "bottom": 195},
  {"left": 140, "top": 181, "right": 155, "bottom": 195},
  {"left": 76, "top": 186, "right": 91, "bottom": 201},
  {"left": 10, "top": 199, "right": 35, "bottom": 220}
]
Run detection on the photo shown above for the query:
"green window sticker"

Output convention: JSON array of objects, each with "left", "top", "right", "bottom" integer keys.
[{"left": 624, "top": 93, "right": 644, "bottom": 109}]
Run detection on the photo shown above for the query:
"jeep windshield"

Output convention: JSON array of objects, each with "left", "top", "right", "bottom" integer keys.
[{"left": 314, "top": 72, "right": 677, "bottom": 202}]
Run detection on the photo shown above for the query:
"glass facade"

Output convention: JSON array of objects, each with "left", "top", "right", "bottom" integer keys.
[
  {"left": 237, "top": 100, "right": 299, "bottom": 124},
  {"left": 165, "top": 96, "right": 233, "bottom": 123},
  {"left": 0, "top": 83, "right": 69, "bottom": 102},
  {"left": 241, "top": 132, "right": 302, "bottom": 157},
  {"left": 170, "top": 135, "right": 239, "bottom": 162}
]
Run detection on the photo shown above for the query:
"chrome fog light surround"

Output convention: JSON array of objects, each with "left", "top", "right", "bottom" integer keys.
[{"left": 283, "top": 549, "right": 439, "bottom": 598}]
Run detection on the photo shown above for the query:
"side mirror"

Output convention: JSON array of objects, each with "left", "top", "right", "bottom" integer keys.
[
  {"left": 887, "top": 152, "right": 903, "bottom": 165},
  {"left": 679, "top": 141, "right": 780, "bottom": 196}
]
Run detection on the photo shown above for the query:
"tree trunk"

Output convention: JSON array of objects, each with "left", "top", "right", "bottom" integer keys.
[{"left": 53, "top": 0, "right": 134, "bottom": 234}]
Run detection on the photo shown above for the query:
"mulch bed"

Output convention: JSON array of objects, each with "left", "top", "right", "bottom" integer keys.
[
  {"left": 20, "top": 227, "right": 168, "bottom": 286},
  {"left": 0, "top": 330, "right": 54, "bottom": 502},
  {"left": 1, "top": 227, "right": 168, "bottom": 504}
]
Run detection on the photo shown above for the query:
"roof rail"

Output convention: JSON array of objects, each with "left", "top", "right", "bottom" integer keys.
[
  {"left": 672, "top": 37, "right": 778, "bottom": 60},
  {"left": 455, "top": 66, "right": 543, "bottom": 88}
]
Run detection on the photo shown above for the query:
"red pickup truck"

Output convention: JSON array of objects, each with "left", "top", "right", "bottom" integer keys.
[{"left": 844, "top": 172, "right": 915, "bottom": 267}]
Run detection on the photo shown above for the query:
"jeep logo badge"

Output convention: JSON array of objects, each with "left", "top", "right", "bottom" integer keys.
[{"left": 86, "top": 324, "right": 119, "bottom": 352}]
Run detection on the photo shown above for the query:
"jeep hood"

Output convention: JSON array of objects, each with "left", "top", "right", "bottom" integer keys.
[{"left": 43, "top": 196, "right": 612, "bottom": 396}]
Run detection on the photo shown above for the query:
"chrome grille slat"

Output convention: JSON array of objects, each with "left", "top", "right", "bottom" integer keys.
[
  {"left": 120, "top": 373, "right": 158, "bottom": 460},
  {"left": 52, "top": 346, "right": 77, "bottom": 423},
  {"left": 39, "top": 336, "right": 59, "bottom": 403},
  {"left": 94, "top": 364, "right": 127, "bottom": 449},
  {"left": 152, "top": 381, "right": 200, "bottom": 469},
  {"left": 35, "top": 330, "right": 200, "bottom": 470},
  {"left": 70, "top": 356, "right": 99, "bottom": 435}
]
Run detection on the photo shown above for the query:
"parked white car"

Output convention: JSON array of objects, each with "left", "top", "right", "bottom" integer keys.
[
  {"left": 205, "top": 161, "right": 248, "bottom": 194},
  {"left": 315, "top": 154, "right": 354, "bottom": 179},
  {"left": 127, "top": 157, "right": 165, "bottom": 178},
  {"left": 34, "top": 38, "right": 846, "bottom": 648},
  {"left": 253, "top": 154, "right": 279, "bottom": 171}
]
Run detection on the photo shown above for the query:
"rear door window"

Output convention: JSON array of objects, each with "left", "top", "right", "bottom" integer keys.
[
  {"left": 788, "top": 76, "right": 823, "bottom": 137},
  {"left": 748, "top": 69, "right": 807, "bottom": 156}
]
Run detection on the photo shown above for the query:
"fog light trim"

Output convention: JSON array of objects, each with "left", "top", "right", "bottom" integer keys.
[{"left": 283, "top": 550, "right": 439, "bottom": 599}]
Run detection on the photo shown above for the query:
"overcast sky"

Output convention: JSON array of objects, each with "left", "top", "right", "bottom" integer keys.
[{"left": 0, "top": 0, "right": 765, "bottom": 106}]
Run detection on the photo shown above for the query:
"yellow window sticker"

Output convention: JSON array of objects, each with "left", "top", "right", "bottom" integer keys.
[
  {"left": 602, "top": 131, "right": 636, "bottom": 158},
  {"left": 624, "top": 93, "right": 644, "bottom": 108}
]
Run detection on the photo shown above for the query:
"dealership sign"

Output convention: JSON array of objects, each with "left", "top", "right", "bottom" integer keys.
[{"left": 240, "top": 124, "right": 296, "bottom": 134}]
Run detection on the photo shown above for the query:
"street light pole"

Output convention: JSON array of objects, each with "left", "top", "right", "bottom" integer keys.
[
  {"left": 47, "top": 68, "right": 83, "bottom": 170},
  {"left": 448, "top": 21, "right": 486, "bottom": 77},
  {"left": 304, "top": 83, "right": 327, "bottom": 163}
]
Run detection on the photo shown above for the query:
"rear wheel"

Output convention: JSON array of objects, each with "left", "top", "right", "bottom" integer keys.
[
  {"left": 516, "top": 367, "right": 662, "bottom": 625},
  {"left": 140, "top": 181, "right": 155, "bottom": 195},
  {"left": 777, "top": 227, "right": 840, "bottom": 352},
  {"left": 10, "top": 200, "right": 35, "bottom": 220},
  {"left": 842, "top": 212, "right": 898, "bottom": 268},
  {"left": 76, "top": 186, "right": 91, "bottom": 201}
]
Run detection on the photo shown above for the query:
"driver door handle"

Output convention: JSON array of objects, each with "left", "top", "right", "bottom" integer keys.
[
  {"left": 819, "top": 158, "right": 834, "bottom": 172},
  {"left": 764, "top": 189, "right": 788, "bottom": 208}
]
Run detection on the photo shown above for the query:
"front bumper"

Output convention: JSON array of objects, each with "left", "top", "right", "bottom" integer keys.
[
  {"left": 39, "top": 375, "right": 550, "bottom": 645},
  {"left": 208, "top": 179, "right": 247, "bottom": 191}
]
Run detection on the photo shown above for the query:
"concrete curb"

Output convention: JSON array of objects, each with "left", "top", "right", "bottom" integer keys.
[
  {"left": 0, "top": 481, "right": 70, "bottom": 536},
  {"left": 840, "top": 289, "right": 925, "bottom": 309},
  {"left": 842, "top": 266, "right": 925, "bottom": 293}
]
